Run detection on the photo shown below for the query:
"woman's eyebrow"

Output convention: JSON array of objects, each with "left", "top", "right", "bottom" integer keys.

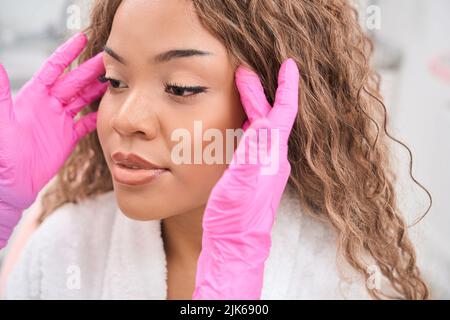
[
  {"left": 104, "top": 46, "right": 126, "bottom": 64},
  {"left": 103, "top": 46, "right": 212, "bottom": 65},
  {"left": 154, "top": 49, "right": 212, "bottom": 63}
]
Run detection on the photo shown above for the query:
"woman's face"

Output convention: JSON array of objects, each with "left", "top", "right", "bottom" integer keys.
[{"left": 97, "top": 0, "right": 246, "bottom": 220}]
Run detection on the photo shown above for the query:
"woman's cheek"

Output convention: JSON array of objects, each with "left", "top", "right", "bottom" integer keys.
[
  {"left": 96, "top": 97, "right": 116, "bottom": 149},
  {"left": 96, "top": 100, "right": 107, "bottom": 144},
  {"left": 175, "top": 116, "right": 236, "bottom": 195}
]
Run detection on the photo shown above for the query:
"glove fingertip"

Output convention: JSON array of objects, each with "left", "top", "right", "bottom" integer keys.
[
  {"left": 0, "top": 64, "right": 11, "bottom": 91},
  {"left": 74, "top": 112, "right": 98, "bottom": 141},
  {"left": 278, "top": 58, "right": 300, "bottom": 86}
]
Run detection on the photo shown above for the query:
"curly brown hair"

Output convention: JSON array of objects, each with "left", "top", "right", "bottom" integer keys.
[{"left": 38, "top": 0, "right": 432, "bottom": 299}]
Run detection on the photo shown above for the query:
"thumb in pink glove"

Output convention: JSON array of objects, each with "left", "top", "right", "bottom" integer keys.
[
  {"left": 192, "top": 58, "right": 300, "bottom": 299},
  {"left": 0, "top": 32, "right": 107, "bottom": 249}
]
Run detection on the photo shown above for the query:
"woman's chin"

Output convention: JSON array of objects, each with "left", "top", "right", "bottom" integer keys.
[
  {"left": 117, "top": 205, "right": 168, "bottom": 221},
  {"left": 114, "top": 192, "right": 169, "bottom": 221}
]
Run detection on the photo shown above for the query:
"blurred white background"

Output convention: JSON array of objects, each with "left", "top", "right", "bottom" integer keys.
[{"left": 0, "top": 0, "right": 449, "bottom": 298}]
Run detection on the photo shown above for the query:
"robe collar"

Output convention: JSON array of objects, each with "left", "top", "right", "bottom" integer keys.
[{"left": 101, "top": 184, "right": 302, "bottom": 299}]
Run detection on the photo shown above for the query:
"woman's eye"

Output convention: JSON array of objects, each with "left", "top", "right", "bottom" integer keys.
[
  {"left": 97, "top": 76, "right": 207, "bottom": 99},
  {"left": 164, "top": 82, "right": 207, "bottom": 98},
  {"left": 98, "top": 75, "right": 128, "bottom": 89}
]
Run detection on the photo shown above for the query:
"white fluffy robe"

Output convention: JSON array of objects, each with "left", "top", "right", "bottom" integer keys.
[{"left": 4, "top": 184, "right": 371, "bottom": 299}]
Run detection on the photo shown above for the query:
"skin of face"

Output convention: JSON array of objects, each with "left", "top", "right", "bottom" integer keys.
[{"left": 96, "top": 0, "right": 246, "bottom": 266}]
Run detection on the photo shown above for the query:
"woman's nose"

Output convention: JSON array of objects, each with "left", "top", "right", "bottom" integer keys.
[{"left": 110, "top": 93, "right": 160, "bottom": 140}]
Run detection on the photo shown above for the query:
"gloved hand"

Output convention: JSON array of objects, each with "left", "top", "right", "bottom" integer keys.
[
  {"left": 192, "top": 58, "right": 300, "bottom": 299},
  {"left": 0, "top": 32, "right": 107, "bottom": 249}
]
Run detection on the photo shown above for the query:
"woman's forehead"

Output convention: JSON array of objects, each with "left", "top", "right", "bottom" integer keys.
[{"left": 109, "top": 0, "right": 220, "bottom": 52}]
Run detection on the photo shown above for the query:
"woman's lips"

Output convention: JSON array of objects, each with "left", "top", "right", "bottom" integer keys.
[
  {"left": 111, "top": 163, "right": 167, "bottom": 186},
  {"left": 111, "top": 151, "right": 165, "bottom": 170},
  {"left": 110, "top": 151, "right": 168, "bottom": 186}
]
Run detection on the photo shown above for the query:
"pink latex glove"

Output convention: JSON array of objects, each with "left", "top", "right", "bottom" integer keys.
[
  {"left": 192, "top": 58, "right": 300, "bottom": 299},
  {"left": 0, "top": 32, "right": 107, "bottom": 249}
]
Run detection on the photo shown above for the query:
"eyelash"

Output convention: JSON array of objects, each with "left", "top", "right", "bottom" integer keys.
[
  {"left": 98, "top": 75, "right": 208, "bottom": 99},
  {"left": 98, "top": 75, "right": 126, "bottom": 90},
  {"left": 164, "top": 81, "right": 208, "bottom": 99}
]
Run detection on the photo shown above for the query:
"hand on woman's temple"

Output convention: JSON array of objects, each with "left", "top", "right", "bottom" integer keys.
[
  {"left": 0, "top": 32, "right": 107, "bottom": 250},
  {"left": 192, "top": 58, "right": 300, "bottom": 299}
]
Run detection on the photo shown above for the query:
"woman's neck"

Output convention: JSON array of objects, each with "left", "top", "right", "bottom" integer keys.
[
  {"left": 161, "top": 206, "right": 205, "bottom": 299},
  {"left": 161, "top": 206, "right": 205, "bottom": 268}
]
